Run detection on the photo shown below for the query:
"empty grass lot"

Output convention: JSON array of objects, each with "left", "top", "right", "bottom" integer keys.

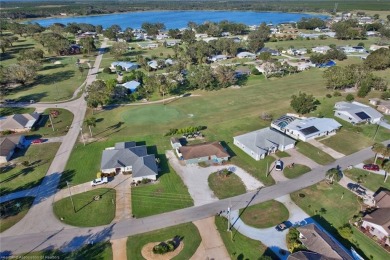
[
  {"left": 29, "top": 108, "right": 74, "bottom": 138},
  {"left": 126, "top": 222, "right": 201, "bottom": 260},
  {"left": 239, "top": 200, "right": 289, "bottom": 229},
  {"left": 208, "top": 172, "right": 246, "bottom": 199},
  {"left": 0, "top": 197, "right": 35, "bottom": 233},
  {"left": 53, "top": 188, "right": 115, "bottom": 227},
  {"left": 291, "top": 182, "right": 390, "bottom": 260},
  {"left": 295, "top": 142, "right": 335, "bottom": 165},
  {"left": 0, "top": 142, "right": 61, "bottom": 196},
  {"left": 283, "top": 164, "right": 311, "bottom": 179},
  {"left": 19, "top": 241, "right": 112, "bottom": 260},
  {"left": 215, "top": 217, "right": 276, "bottom": 260},
  {"left": 344, "top": 168, "right": 390, "bottom": 191}
]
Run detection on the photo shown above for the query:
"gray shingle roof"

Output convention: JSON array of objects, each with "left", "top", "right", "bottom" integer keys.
[
  {"left": 234, "top": 127, "right": 295, "bottom": 156},
  {"left": 335, "top": 101, "right": 383, "bottom": 121}
]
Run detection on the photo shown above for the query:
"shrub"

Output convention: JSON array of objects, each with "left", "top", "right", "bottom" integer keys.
[
  {"left": 21, "top": 161, "right": 30, "bottom": 167},
  {"left": 357, "top": 42, "right": 365, "bottom": 47},
  {"left": 326, "top": 94, "right": 332, "bottom": 98},
  {"left": 141, "top": 178, "right": 151, "bottom": 184},
  {"left": 338, "top": 223, "right": 353, "bottom": 239},
  {"left": 251, "top": 68, "right": 261, "bottom": 75},
  {"left": 381, "top": 91, "right": 390, "bottom": 100},
  {"left": 1, "top": 130, "right": 13, "bottom": 135},
  {"left": 103, "top": 67, "right": 112, "bottom": 74},
  {"left": 333, "top": 91, "right": 342, "bottom": 97},
  {"left": 345, "top": 94, "right": 354, "bottom": 101}
]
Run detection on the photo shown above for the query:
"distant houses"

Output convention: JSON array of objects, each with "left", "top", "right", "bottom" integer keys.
[
  {"left": 237, "top": 52, "right": 256, "bottom": 59},
  {"left": 210, "top": 54, "right": 228, "bottom": 62},
  {"left": 334, "top": 101, "right": 383, "bottom": 125},
  {"left": 175, "top": 141, "right": 229, "bottom": 165},
  {"left": 0, "top": 112, "right": 40, "bottom": 133},
  {"left": 271, "top": 115, "right": 342, "bottom": 142},
  {"left": 233, "top": 127, "right": 295, "bottom": 160},
  {"left": 110, "top": 61, "right": 138, "bottom": 71},
  {"left": 312, "top": 46, "right": 332, "bottom": 54},
  {"left": 100, "top": 141, "right": 158, "bottom": 182},
  {"left": 0, "top": 135, "right": 25, "bottom": 163},
  {"left": 137, "top": 42, "right": 159, "bottom": 49}
]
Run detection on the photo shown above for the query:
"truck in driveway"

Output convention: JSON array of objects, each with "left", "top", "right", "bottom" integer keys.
[{"left": 91, "top": 177, "right": 108, "bottom": 187}]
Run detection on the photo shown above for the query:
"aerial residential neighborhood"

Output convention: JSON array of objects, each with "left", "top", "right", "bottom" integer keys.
[{"left": 1, "top": 1, "right": 390, "bottom": 259}]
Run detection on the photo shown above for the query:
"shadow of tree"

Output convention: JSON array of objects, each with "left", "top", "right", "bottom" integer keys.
[
  {"left": 57, "top": 170, "right": 76, "bottom": 189},
  {"left": 34, "top": 70, "right": 75, "bottom": 86},
  {"left": 0, "top": 197, "right": 35, "bottom": 219}
]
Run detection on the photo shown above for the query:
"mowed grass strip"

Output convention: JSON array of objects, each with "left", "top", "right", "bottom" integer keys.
[
  {"left": 19, "top": 241, "right": 113, "bottom": 260},
  {"left": 0, "top": 142, "right": 61, "bottom": 196},
  {"left": 239, "top": 200, "right": 289, "bottom": 229},
  {"left": 344, "top": 168, "right": 390, "bottom": 191},
  {"left": 30, "top": 108, "right": 74, "bottom": 138},
  {"left": 296, "top": 141, "right": 335, "bottom": 165},
  {"left": 291, "top": 182, "right": 390, "bottom": 260},
  {"left": 0, "top": 107, "right": 35, "bottom": 117},
  {"left": 215, "top": 217, "right": 276, "bottom": 259},
  {"left": 283, "top": 164, "right": 311, "bottom": 179},
  {"left": 208, "top": 171, "right": 246, "bottom": 199},
  {"left": 127, "top": 222, "right": 201, "bottom": 260},
  {"left": 53, "top": 188, "right": 115, "bottom": 227},
  {"left": 0, "top": 197, "right": 35, "bottom": 233}
]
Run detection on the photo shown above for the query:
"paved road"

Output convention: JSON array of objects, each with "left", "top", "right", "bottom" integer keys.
[{"left": 1, "top": 141, "right": 389, "bottom": 255}]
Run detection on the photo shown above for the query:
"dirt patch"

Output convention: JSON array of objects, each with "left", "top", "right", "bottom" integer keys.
[{"left": 141, "top": 242, "right": 184, "bottom": 260}]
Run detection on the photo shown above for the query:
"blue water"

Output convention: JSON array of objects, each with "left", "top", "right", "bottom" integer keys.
[{"left": 31, "top": 10, "right": 328, "bottom": 29}]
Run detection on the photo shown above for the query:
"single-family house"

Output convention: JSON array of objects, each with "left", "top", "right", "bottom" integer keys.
[
  {"left": 221, "top": 32, "right": 230, "bottom": 37},
  {"left": 170, "top": 137, "right": 182, "bottom": 149},
  {"left": 361, "top": 191, "right": 390, "bottom": 246},
  {"left": 165, "top": 40, "right": 181, "bottom": 47},
  {"left": 294, "top": 224, "right": 353, "bottom": 260},
  {"left": 176, "top": 141, "right": 229, "bottom": 165},
  {"left": 0, "top": 135, "right": 25, "bottom": 164},
  {"left": 111, "top": 61, "right": 138, "bottom": 71},
  {"left": 234, "top": 68, "right": 251, "bottom": 77},
  {"left": 334, "top": 101, "right": 383, "bottom": 124},
  {"left": 121, "top": 81, "right": 140, "bottom": 93},
  {"left": 377, "top": 102, "right": 390, "bottom": 115},
  {"left": 210, "top": 55, "right": 227, "bottom": 62},
  {"left": 137, "top": 42, "right": 159, "bottom": 49},
  {"left": 257, "top": 47, "right": 280, "bottom": 56},
  {"left": 195, "top": 33, "right": 208, "bottom": 39},
  {"left": 147, "top": 60, "right": 158, "bottom": 70},
  {"left": 271, "top": 115, "right": 342, "bottom": 142},
  {"left": 312, "top": 46, "right": 332, "bottom": 54},
  {"left": 287, "top": 48, "right": 307, "bottom": 56},
  {"left": 233, "top": 127, "right": 296, "bottom": 160},
  {"left": 0, "top": 112, "right": 40, "bottom": 132},
  {"left": 100, "top": 141, "right": 158, "bottom": 182},
  {"left": 340, "top": 46, "right": 356, "bottom": 53},
  {"left": 156, "top": 34, "right": 168, "bottom": 40},
  {"left": 236, "top": 52, "right": 256, "bottom": 59},
  {"left": 352, "top": 46, "right": 367, "bottom": 53}
]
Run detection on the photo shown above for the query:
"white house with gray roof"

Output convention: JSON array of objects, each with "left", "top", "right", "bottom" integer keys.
[
  {"left": 101, "top": 141, "right": 158, "bottom": 182},
  {"left": 271, "top": 115, "right": 342, "bottom": 142},
  {"left": 334, "top": 101, "right": 383, "bottom": 125},
  {"left": 233, "top": 127, "right": 296, "bottom": 160}
]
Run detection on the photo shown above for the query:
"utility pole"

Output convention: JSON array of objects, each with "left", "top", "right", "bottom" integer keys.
[
  {"left": 265, "top": 160, "right": 269, "bottom": 177},
  {"left": 49, "top": 114, "right": 55, "bottom": 132},
  {"left": 80, "top": 127, "right": 86, "bottom": 146},
  {"left": 373, "top": 120, "right": 381, "bottom": 141},
  {"left": 227, "top": 199, "right": 232, "bottom": 240},
  {"left": 66, "top": 181, "right": 76, "bottom": 213}
]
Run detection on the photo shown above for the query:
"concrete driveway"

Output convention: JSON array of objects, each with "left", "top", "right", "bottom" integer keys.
[{"left": 166, "top": 150, "right": 263, "bottom": 206}]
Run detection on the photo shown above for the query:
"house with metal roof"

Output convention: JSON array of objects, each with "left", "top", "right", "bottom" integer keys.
[
  {"left": 110, "top": 61, "right": 138, "bottom": 71},
  {"left": 0, "top": 112, "right": 40, "bottom": 132},
  {"left": 271, "top": 115, "right": 342, "bottom": 142},
  {"left": 176, "top": 141, "right": 229, "bottom": 165},
  {"left": 120, "top": 81, "right": 140, "bottom": 93},
  {"left": 236, "top": 51, "right": 256, "bottom": 59},
  {"left": 334, "top": 101, "right": 383, "bottom": 124},
  {"left": 210, "top": 54, "right": 228, "bottom": 62},
  {"left": 101, "top": 141, "right": 158, "bottom": 182},
  {"left": 233, "top": 127, "right": 295, "bottom": 160}
]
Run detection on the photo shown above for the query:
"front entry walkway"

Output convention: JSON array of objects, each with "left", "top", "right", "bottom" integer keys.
[
  {"left": 111, "top": 237, "right": 128, "bottom": 260},
  {"left": 309, "top": 139, "right": 345, "bottom": 159}
]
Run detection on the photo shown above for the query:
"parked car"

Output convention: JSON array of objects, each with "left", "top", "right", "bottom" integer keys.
[
  {"left": 275, "top": 222, "right": 288, "bottom": 231},
  {"left": 31, "top": 138, "right": 44, "bottom": 144},
  {"left": 275, "top": 160, "right": 283, "bottom": 171},
  {"left": 363, "top": 164, "right": 379, "bottom": 171},
  {"left": 91, "top": 177, "right": 108, "bottom": 187}
]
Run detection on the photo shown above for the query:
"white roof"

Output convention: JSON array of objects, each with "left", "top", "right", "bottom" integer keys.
[
  {"left": 237, "top": 51, "right": 256, "bottom": 58},
  {"left": 335, "top": 101, "right": 383, "bottom": 121},
  {"left": 284, "top": 117, "right": 341, "bottom": 138}
]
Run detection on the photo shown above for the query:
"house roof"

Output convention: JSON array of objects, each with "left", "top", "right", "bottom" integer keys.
[
  {"left": 234, "top": 127, "right": 295, "bottom": 156},
  {"left": 101, "top": 142, "right": 157, "bottom": 178},
  {"left": 334, "top": 101, "right": 383, "bottom": 121},
  {"left": 0, "top": 112, "right": 40, "bottom": 130},
  {"left": 111, "top": 61, "right": 138, "bottom": 69},
  {"left": 0, "top": 135, "right": 23, "bottom": 157},
  {"left": 363, "top": 208, "right": 390, "bottom": 235},
  {"left": 297, "top": 224, "right": 353, "bottom": 260},
  {"left": 237, "top": 51, "right": 255, "bottom": 58},
  {"left": 147, "top": 60, "right": 158, "bottom": 69},
  {"left": 287, "top": 251, "right": 330, "bottom": 260},
  {"left": 374, "top": 190, "right": 390, "bottom": 208},
  {"left": 257, "top": 47, "right": 279, "bottom": 54},
  {"left": 178, "top": 142, "right": 229, "bottom": 160},
  {"left": 122, "top": 81, "right": 140, "bottom": 91}
]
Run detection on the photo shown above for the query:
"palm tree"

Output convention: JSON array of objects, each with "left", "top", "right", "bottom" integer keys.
[
  {"left": 85, "top": 117, "right": 97, "bottom": 138},
  {"left": 326, "top": 168, "right": 341, "bottom": 184},
  {"left": 372, "top": 143, "right": 385, "bottom": 164},
  {"left": 382, "top": 161, "right": 390, "bottom": 183}
]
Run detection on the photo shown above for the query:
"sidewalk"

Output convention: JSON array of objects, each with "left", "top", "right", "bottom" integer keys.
[{"left": 111, "top": 238, "right": 127, "bottom": 260}]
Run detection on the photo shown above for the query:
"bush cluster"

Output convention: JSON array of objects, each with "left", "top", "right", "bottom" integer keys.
[
  {"left": 164, "top": 125, "right": 206, "bottom": 136},
  {"left": 152, "top": 240, "right": 176, "bottom": 254}
]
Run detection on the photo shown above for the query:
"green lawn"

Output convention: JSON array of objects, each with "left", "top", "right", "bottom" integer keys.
[
  {"left": 0, "top": 142, "right": 61, "bottom": 196},
  {"left": 208, "top": 171, "right": 247, "bottom": 199},
  {"left": 0, "top": 197, "right": 35, "bottom": 233},
  {"left": 215, "top": 217, "right": 276, "bottom": 260},
  {"left": 19, "top": 241, "right": 112, "bottom": 260},
  {"left": 239, "top": 200, "right": 289, "bottom": 229},
  {"left": 295, "top": 141, "right": 335, "bottom": 165},
  {"left": 53, "top": 188, "right": 116, "bottom": 227},
  {"left": 126, "top": 222, "right": 201, "bottom": 260},
  {"left": 275, "top": 150, "right": 291, "bottom": 158},
  {"left": 0, "top": 107, "right": 35, "bottom": 117},
  {"left": 283, "top": 164, "right": 311, "bottom": 179},
  {"left": 291, "top": 182, "right": 390, "bottom": 260},
  {"left": 344, "top": 168, "right": 390, "bottom": 192},
  {"left": 29, "top": 108, "right": 74, "bottom": 138}
]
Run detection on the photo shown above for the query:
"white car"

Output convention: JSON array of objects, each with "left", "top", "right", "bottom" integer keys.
[
  {"left": 91, "top": 177, "right": 108, "bottom": 187},
  {"left": 275, "top": 160, "right": 283, "bottom": 171}
]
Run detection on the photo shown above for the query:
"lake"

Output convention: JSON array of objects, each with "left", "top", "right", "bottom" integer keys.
[{"left": 31, "top": 10, "right": 328, "bottom": 29}]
